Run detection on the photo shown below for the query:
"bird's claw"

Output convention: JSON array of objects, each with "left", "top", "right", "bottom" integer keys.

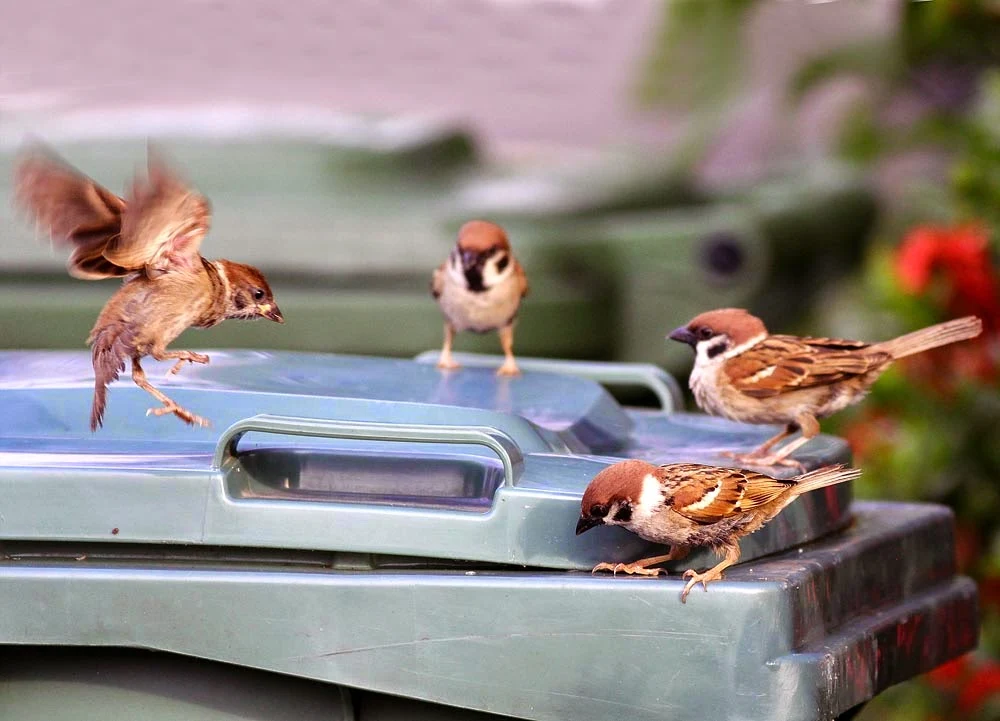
[
  {"left": 591, "top": 562, "right": 666, "bottom": 577},
  {"left": 146, "top": 403, "right": 210, "bottom": 428},
  {"left": 720, "top": 451, "right": 806, "bottom": 473},
  {"left": 496, "top": 362, "right": 521, "bottom": 377},
  {"left": 680, "top": 568, "right": 723, "bottom": 603},
  {"left": 168, "top": 353, "right": 210, "bottom": 376}
]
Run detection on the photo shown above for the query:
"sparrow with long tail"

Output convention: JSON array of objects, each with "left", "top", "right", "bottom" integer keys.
[
  {"left": 577, "top": 459, "right": 861, "bottom": 602},
  {"left": 668, "top": 308, "right": 982, "bottom": 468}
]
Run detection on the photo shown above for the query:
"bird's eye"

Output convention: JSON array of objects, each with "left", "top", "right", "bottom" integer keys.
[
  {"left": 253, "top": 289, "right": 266, "bottom": 301},
  {"left": 590, "top": 504, "right": 608, "bottom": 517},
  {"left": 698, "top": 327, "right": 714, "bottom": 340}
]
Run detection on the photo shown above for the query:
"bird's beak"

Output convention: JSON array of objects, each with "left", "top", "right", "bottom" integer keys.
[
  {"left": 668, "top": 326, "right": 697, "bottom": 346},
  {"left": 575, "top": 516, "right": 602, "bottom": 536},
  {"left": 258, "top": 303, "right": 284, "bottom": 324}
]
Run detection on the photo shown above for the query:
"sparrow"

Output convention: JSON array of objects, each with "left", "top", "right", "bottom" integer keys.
[
  {"left": 14, "top": 145, "right": 284, "bottom": 431},
  {"left": 576, "top": 459, "right": 861, "bottom": 602},
  {"left": 431, "top": 220, "right": 529, "bottom": 376},
  {"left": 668, "top": 308, "right": 983, "bottom": 468}
]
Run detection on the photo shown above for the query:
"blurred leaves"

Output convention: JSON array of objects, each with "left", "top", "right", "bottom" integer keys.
[{"left": 636, "top": 0, "right": 757, "bottom": 111}]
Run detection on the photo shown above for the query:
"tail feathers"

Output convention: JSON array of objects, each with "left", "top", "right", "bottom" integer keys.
[
  {"left": 88, "top": 324, "right": 134, "bottom": 431},
  {"left": 875, "top": 316, "right": 983, "bottom": 359},
  {"left": 792, "top": 464, "right": 862, "bottom": 496}
]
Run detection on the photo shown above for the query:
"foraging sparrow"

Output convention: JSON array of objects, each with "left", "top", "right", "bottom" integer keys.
[
  {"left": 14, "top": 146, "right": 284, "bottom": 431},
  {"left": 576, "top": 459, "right": 861, "bottom": 602},
  {"left": 431, "top": 220, "right": 528, "bottom": 376},
  {"left": 669, "top": 308, "right": 982, "bottom": 468}
]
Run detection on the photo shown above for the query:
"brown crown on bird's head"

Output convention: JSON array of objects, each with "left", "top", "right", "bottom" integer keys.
[
  {"left": 457, "top": 220, "right": 510, "bottom": 253},
  {"left": 217, "top": 260, "right": 284, "bottom": 324},
  {"left": 668, "top": 308, "right": 768, "bottom": 353},
  {"left": 576, "top": 459, "right": 656, "bottom": 535},
  {"left": 452, "top": 220, "right": 514, "bottom": 292}
]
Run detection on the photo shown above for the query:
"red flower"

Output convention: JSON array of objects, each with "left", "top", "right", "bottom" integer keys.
[
  {"left": 894, "top": 223, "right": 1000, "bottom": 388},
  {"left": 896, "top": 223, "right": 1000, "bottom": 331},
  {"left": 957, "top": 660, "right": 1000, "bottom": 715},
  {"left": 927, "top": 655, "right": 970, "bottom": 691}
]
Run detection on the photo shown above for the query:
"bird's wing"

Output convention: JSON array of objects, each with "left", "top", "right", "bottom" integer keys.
[
  {"left": 103, "top": 151, "right": 211, "bottom": 277},
  {"left": 431, "top": 261, "right": 446, "bottom": 299},
  {"left": 724, "top": 335, "right": 890, "bottom": 399},
  {"left": 664, "top": 463, "right": 795, "bottom": 524},
  {"left": 14, "top": 147, "right": 129, "bottom": 280}
]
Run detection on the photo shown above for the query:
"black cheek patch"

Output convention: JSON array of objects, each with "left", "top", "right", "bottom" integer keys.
[
  {"left": 613, "top": 505, "right": 632, "bottom": 523},
  {"left": 706, "top": 341, "right": 728, "bottom": 359},
  {"left": 233, "top": 295, "right": 247, "bottom": 311},
  {"left": 496, "top": 255, "right": 509, "bottom": 273}
]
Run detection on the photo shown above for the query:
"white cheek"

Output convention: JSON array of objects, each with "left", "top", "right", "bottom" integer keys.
[
  {"left": 481, "top": 256, "right": 513, "bottom": 287},
  {"left": 634, "top": 474, "right": 664, "bottom": 519},
  {"left": 694, "top": 339, "right": 723, "bottom": 367}
]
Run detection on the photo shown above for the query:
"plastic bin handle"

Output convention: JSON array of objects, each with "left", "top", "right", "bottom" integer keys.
[
  {"left": 212, "top": 414, "right": 524, "bottom": 487},
  {"left": 413, "top": 352, "right": 684, "bottom": 412}
]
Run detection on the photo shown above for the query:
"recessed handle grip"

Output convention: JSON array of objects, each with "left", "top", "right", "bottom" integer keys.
[{"left": 213, "top": 414, "right": 524, "bottom": 487}]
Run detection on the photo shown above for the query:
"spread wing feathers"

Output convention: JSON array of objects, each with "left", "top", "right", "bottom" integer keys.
[
  {"left": 663, "top": 463, "right": 797, "bottom": 524},
  {"left": 14, "top": 148, "right": 129, "bottom": 280},
  {"left": 725, "top": 335, "right": 891, "bottom": 399},
  {"left": 431, "top": 261, "right": 446, "bottom": 299},
  {"left": 105, "top": 152, "right": 211, "bottom": 277}
]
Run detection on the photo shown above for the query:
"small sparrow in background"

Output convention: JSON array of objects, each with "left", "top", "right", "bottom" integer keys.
[
  {"left": 14, "top": 145, "right": 284, "bottom": 431},
  {"left": 668, "top": 308, "right": 982, "bottom": 468},
  {"left": 576, "top": 459, "right": 861, "bottom": 602},
  {"left": 431, "top": 220, "right": 529, "bottom": 376}
]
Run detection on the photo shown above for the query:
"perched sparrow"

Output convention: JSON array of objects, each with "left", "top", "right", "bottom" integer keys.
[
  {"left": 431, "top": 220, "right": 529, "bottom": 376},
  {"left": 14, "top": 146, "right": 284, "bottom": 431},
  {"left": 576, "top": 459, "right": 861, "bottom": 602},
  {"left": 668, "top": 308, "right": 982, "bottom": 468}
]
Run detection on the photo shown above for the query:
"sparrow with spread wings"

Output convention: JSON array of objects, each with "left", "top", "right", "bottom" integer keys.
[
  {"left": 14, "top": 146, "right": 284, "bottom": 431},
  {"left": 668, "top": 308, "right": 982, "bottom": 467}
]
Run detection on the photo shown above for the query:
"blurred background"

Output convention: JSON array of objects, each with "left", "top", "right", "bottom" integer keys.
[{"left": 1, "top": 0, "right": 998, "bottom": 717}]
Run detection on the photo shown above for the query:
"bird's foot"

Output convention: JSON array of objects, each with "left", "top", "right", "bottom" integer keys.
[
  {"left": 496, "top": 360, "right": 521, "bottom": 377},
  {"left": 591, "top": 561, "right": 667, "bottom": 577},
  {"left": 436, "top": 355, "right": 461, "bottom": 371},
  {"left": 680, "top": 567, "right": 726, "bottom": 603},
  {"left": 720, "top": 451, "right": 805, "bottom": 473},
  {"left": 168, "top": 352, "right": 210, "bottom": 376},
  {"left": 146, "top": 403, "right": 211, "bottom": 428},
  {"left": 748, "top": 455, "right": 807, "bottom": 473}
]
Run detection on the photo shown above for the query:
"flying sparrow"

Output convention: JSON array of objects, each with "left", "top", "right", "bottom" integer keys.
[
  {"left": 14, "top": 145, "right": 284, "bottom": 431},
  {"left": 576, "top": 459, "right": 861, "bottom": 602},
  {"left": 431, "top": 220, "right": 529, "bottom": 376},
  {"left": 668, "top": 308, "right": 982, "bottom": 468}
]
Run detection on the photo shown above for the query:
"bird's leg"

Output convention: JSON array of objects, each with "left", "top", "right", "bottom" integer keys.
[
  {"left": 681, "top": 544, "right": 741, "bottom": 603},
  {"left": 751, "top": 414, "right": 819, "bottom": 470},
  {"left": 436, "top": 323, "right": 461, "bottom": 371},
  {"left": 132, "top": 358, "right": 210, "bottom": 428},
  {"left": 496, "top": 324, "right": 521, "bottom": 377},
  {"left": 592, "top": 546, "right": 690, "bottom": 577},
  {"left": 151, "top": 347, "right": 211, "bottom": 376},
  {"left": 722, "top": 423, "right": 796, "bottom": 461}
]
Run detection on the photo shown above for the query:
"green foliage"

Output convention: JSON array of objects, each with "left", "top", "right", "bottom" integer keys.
[{"left": 636, "top": 0, "right": 757, "bottom": 111}]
